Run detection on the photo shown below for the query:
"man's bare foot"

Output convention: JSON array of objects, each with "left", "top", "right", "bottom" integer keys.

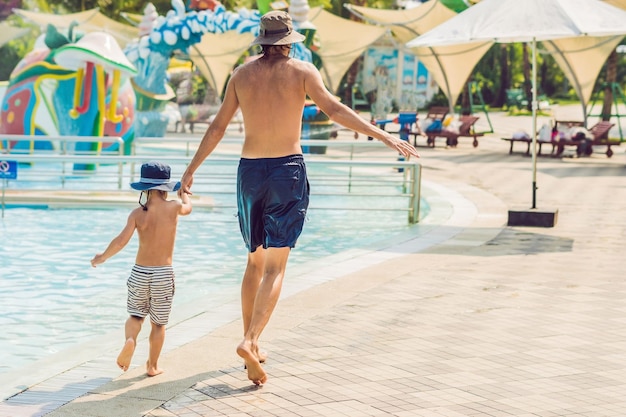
[
  {"left": 256, "top": 348, "right": 268, "bottom": 364},
  {"left": 243, "top": 345, "right": 267, "bottom": 369},
  {"left": 117, "top": 338, "right": 135, "bottom": 371},
  {"left": 146, "top": 360, "right": 163, "bottom": 377},
  {"left": 237, "top": 340, "right": 267, "bottom": 385}
]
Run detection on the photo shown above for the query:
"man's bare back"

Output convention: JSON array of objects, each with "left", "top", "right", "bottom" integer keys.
[{"left": 233, "top": 54, "right": 308, "bottom": 158}]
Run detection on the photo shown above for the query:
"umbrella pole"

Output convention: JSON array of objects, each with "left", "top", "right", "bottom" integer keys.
[
  {"left": 509, "top": 37, "right": 557, "bottom": 227},
  {"left": 531, "top": 37, "right": 538, "bottom": 209}
]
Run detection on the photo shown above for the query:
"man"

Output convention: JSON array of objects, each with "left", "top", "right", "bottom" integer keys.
[{"left": 179, "top": 10, "right": 419, "bottom": 386}]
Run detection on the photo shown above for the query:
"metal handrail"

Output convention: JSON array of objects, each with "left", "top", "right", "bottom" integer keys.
[
  {"left": 1, "top": 154, "right": 421, "bottom": 224},
  {"left": 0, "top": 134, "right": 124, "bottom": 144},
  {"left": 1, "top": 135, "right": 125, "bottom": 188},
  {"left": 132, "top": 136, "right": 395, "bottom": 158}
]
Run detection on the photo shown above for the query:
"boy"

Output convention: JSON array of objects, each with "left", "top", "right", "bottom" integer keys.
[{"left": 91, "top": 161, "right": 192, "bottom": 376}]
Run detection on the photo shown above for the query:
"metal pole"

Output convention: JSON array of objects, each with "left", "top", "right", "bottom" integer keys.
[
  {"left": 2, "top": 178, "right": 6, "bottom": 219},
  {"left": 118, "top": 138, "right": 124, "bottom": 190},
  {"left": 531, "top": 38, "right": 538, "bottom": 209},
  {"left": 61, "top": 140, "right": 66, "bottom": 189},
  {"left": 408, "top": 163, "right": 421, "bottom": 224},
  {"left": 348, "top": 144, "right": 354, "bottom": 193}
]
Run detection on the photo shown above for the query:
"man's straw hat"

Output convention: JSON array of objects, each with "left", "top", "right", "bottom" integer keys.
[{"left": 251, "top": 11, "right": 306, "bottom": 46}]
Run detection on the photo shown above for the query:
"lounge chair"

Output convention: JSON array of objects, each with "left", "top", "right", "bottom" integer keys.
[
  {"left": 501, "top": 122, "right": 561, "bottom": 156},
  {"left": 554, "top": 120, "right": 617, "bottom": 157},
  {"left": 422, "top": 115, "right": 484, "bottom": 148},
  {"left": 425, "top": 106, "right": 449, "bottom": 122},
  {"left": 501, "top": 136, "right": 557, "bottom": 156}
]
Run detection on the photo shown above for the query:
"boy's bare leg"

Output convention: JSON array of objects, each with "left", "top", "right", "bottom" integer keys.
[
  {"left": 146, "top": 321, "right": 165, "bottom": 376},
  {"left": 241, "top": 248, "right": 267, "bottom": 363},
  {"left": 237, "top": 247, "right": 290, "bottom": 385},
  {"left": 117, "top": 315, "right": 143, "bottom": 371}
]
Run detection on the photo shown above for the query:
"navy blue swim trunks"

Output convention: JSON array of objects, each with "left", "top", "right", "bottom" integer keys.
[{"left": 237, "top": 154, "right": 310, "bottom": 252}]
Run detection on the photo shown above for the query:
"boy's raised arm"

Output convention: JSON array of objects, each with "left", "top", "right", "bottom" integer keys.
[{"left": 91, "top": 212, "right": 137, "bottom": 267}]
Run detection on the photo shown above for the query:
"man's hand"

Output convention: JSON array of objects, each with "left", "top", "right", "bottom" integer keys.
[
  {"left": 381, "top": 134, "right": 420, "bottom": 158},
  {"left": 179, "top": 173, "right": 194, "bottom": 197}
]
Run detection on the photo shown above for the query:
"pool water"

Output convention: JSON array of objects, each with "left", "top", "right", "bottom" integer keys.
[{"left": 0, "top": 199, "right": 421, "bottom": 374}]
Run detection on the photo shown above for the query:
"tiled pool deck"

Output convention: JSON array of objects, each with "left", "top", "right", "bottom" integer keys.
[{"left": 2, "top": 107, "right": 626, "bottom": 416}]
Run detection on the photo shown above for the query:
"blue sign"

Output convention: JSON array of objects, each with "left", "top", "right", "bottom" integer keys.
[{"left": 0, "top": 160, "right": 17, "bottom": 179}]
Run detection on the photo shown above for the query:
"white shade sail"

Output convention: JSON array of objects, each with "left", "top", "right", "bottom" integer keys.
[
  {"left": 347, "top": 1, "right": 492, "bottom": 109},
  {"left": 0, "top": 22, "right": 30, "bottom": 49},
  {"left": 307, "top": 7, "right": 387, "bottom": 93},
  {"left": 184, "top": 7, "right": 386, "bottom": 96},
  {"left": 543, "top": 36, "right": 623, "bottom": 116},
  {"left": 542, "top": 0, "right": 626, "bottom": 116},
  {"left": 189, "top": 31, "right": 254, "bottom": 95},
  {"left": 14, "top": 8, "right": 139, "bottom": 48}
]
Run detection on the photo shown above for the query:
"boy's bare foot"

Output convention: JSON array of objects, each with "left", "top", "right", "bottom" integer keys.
[
  {"left": 146, "top": 360, "right": 164, "bottom": 377},
  {"left": 117, "top": 338, "right": 135, "bottom": 371},
  {"left": 237, "top": 340, "right": 267, "bottom": 385}
]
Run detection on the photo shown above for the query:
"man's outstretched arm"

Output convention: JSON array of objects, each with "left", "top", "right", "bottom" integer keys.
[{"left": 303, "top": 63, "right": 419, "bottom": 158}]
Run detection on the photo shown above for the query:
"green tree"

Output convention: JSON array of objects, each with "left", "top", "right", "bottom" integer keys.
[
  {"left": 493, "top": 44, "right": 510, "bottom": 108},
  {"left": 0, "top": 36, "right": 37, "bottom": 80},
  {"left": 0, "top": 11, "right": 37, "bottom": 80},
  {"left": 600, "top": 50, "right": 618, "bottom": 121}
]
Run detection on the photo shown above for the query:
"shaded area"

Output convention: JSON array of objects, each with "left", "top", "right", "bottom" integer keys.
[{"left": 425, "top": 227, "right": 574, "bottom": 257}]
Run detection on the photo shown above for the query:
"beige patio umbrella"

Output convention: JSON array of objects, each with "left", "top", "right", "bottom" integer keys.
[{"left": 408, "top": 0, "right": 626, "bottom": 220}]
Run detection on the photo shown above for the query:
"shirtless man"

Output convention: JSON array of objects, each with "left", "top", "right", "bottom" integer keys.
[
  {"left": 92, "top": 161, "right": 192, "bottom": 376},
  {"left": 179, "top": 11, "right": 419, "bottom": 386}
]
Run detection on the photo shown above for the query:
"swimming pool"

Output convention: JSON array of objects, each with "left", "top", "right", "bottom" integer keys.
[{"left": 0, "top": 195, "right": 424, "bottom": 374}]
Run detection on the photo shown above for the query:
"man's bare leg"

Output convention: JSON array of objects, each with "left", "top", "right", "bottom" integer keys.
[
  {"left": 237, "top": 247, "right": 290, "bottom": 385},
  {"left": 146, "top": 321, "right": 165, "bottom": 376},
  {"left": 117, "top": 315, "right": 143, "bottom": 371},
  {"left": 241, "top": 248, "right": 267, "bottom": 363}
]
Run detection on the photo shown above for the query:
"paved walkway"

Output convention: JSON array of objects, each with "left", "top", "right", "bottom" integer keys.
[{"left": 2, "top": 107, "right": 626, "bottom": 416}]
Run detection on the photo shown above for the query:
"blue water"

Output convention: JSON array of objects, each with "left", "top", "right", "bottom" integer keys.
[{"left": 0, "top": 196, "right": 424, "bottom": 373}]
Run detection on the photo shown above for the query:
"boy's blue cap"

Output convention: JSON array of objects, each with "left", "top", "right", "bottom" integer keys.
[{"left": 131, "top": 161, "right": 181, "bottom": 192}]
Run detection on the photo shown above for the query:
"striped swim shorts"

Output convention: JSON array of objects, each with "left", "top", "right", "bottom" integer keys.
[{"left": 127, "top": 264, "right": 175, "bottom": 326}]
